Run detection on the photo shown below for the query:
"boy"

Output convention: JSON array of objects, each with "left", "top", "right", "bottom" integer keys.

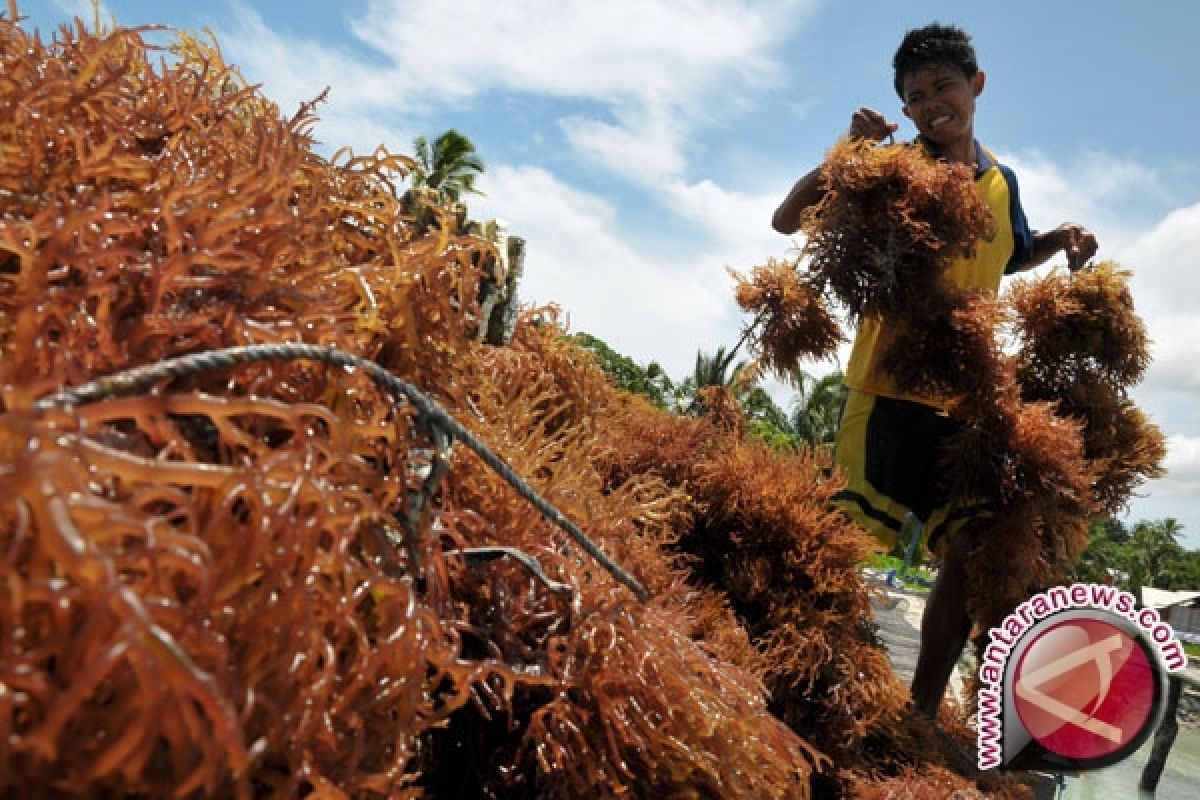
[{"left": 771, "top": 24, "right": 1097, "bottom": 728}]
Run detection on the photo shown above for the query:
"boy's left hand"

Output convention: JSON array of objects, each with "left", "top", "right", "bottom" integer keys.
[{"left": 1057, "top": 223, "right": 1098, "bottom": 271}]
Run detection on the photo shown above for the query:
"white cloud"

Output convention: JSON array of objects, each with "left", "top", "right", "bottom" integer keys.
[
  {"left": 470, "top": 165, "right": 737, "bottom": 376},
  {"left": 347, "top": 0, "right": 791, "bottom": 105},
  {"left": 308, "top": 117, "right": 414, "bottom": 163},
  {"left": 998, "top": 150, "right": 1163, "bottom": 256},
  {"left": 1113, "top": 203, "right": 1200, "bottom": 408},
  {"left": 1125, "top": 434, "right": 1200, "bottom": 549},
  {"left": 1139, "top": 314, "right": 1200, "bottom": 395},
  {"left": 218, "top": 0, "right": 812, "bottom": 194},
  {"left": 218, "top": 5, "right": 401, "bottom": 115},
  {"left": 1163, "top": 435, "right": 1200, "bottom": 490},
  {"left": 560, "top": 107, "right": 687, "bottom": 186},
  {"left": 662, "top": 178, "right": 783, "bottom": 250},
  {"left": 1111, "top": 204, "right": 1200, "bottom": 541},
  {"left": 1115, "top": 202, "right": 1200, "bottom": 317}
]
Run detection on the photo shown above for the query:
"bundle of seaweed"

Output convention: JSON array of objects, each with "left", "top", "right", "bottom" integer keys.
[
  {"left": 879, "top": 286, "right": 1010, "bottom": 409},
  {"left": 593, "top": 382, "right": 913, "bottom": 789},
  {"left": 417, "top": 319, "right": 826, "bottom": 799},
  {"left": 514, "top": 353, "right": 909, "bottom": 789},
  {"left": 0, "top": 16, "right": 500, "bottom": 794},
  {"left": 730, "top": 259, "right": 843, "bottom": 378},
  {"left": 733, "top": 137, "right": 998, "bottom": 388},
  {"left": 845, "top": 765, "right": 1031, "bottom": 800},
  {"left": 1011, "top": 262, "right": 1150, "bottom": 390},
  {"left": 0, "top": 15, "right": 486, "bottom": 406},
  {"left": 801, "top": 137, "right": 996, "bottom": 324},
  {"left": 1, "top": 394, "right": 457, "bottom": 799},
  {"left": 952, "top": 265, "right": 1164, "bottom": 635},
  {"left": 1009, "top": 263, "right": 1165, "bottom": 515}
]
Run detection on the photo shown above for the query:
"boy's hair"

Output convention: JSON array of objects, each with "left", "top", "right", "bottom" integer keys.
[{"left": 892, "top": 23, "right": 978, "bottom": 98}]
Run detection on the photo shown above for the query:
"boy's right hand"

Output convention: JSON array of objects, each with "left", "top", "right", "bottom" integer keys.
[{"left": 849, "top": 107, "right": 899, "bottom": 143}]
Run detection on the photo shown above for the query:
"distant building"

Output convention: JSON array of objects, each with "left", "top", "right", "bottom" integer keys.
[{"left": 1142, "top": 587, "right": 1200, "bottom": 643}]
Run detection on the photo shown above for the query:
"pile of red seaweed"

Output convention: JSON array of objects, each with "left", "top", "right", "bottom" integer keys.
[{"left": 0, "top": 12, "right": 1021, "bottom": 799}]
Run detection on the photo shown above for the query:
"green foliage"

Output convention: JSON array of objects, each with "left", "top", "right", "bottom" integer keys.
[
  {"left": 863, "top": 552, "right": 935, "bottom": 588},
  {"left": 676, "top": 345, "right": 746, "bottom": 412},
  {"left": 570, "top": 336, "right": 846, "bottom": 453},
  {"left": 1073, "top": 516, "right": 1200, "bottom": 593},
  {"left": 746, "top": 417, "right": 799, "bottom": 451},
  {"left": 681, "top": 348, "right": 797, "bottom": 447},
  {"left": 412, "top": 128, "right": 485, "bottom": 202},
  {"left": 571, "top": 332, "right": 674, "bottom": 409},
  {"left": 743, "top": 386, "right": 792, "bottom": 432},
  {"left": 789, "top": 368, "right": 845, "bottom": 448},
  {"left": 1127, "top": 518, "right": 1193, "bottom": 592}
]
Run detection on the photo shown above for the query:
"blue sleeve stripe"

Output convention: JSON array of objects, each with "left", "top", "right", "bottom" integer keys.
[{"left": 999, "top": 164, "right": 1035, "bottom": 274}]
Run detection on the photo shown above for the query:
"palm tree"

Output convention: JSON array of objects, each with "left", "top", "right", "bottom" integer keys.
[
  {"left": 743, "top": 386, "right": 793, "bottom": 433},
  {"left": 789, "top": 368, "right": 845, "bottom": 447},
  {"left": 412, "top": 129, "right": 485, "bottom": 202},
  {"left": 677, "top": 346, "right": 747, "bottom": 414},
  {"left": 693, "top": 345, "right": 744, "bottom": 390},
  {"left": 679, "top": 347, "right": 794, "bottom": 438},
  {"left": 1128, "top": 518, "right": 1186, "bottom": 593}
]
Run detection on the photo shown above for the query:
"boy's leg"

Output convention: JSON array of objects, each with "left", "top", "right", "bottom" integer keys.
[{"left": 911, "top": 529, "right": 972, "bottom": 718}]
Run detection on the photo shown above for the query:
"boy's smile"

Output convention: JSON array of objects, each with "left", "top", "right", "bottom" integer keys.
[{"left": 900, "top": 65, "right": 986, "bottom": 163}]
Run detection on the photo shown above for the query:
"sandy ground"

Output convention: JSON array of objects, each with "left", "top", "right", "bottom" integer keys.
[{"left": 864, "top": 570, "right": 969, "bottom": 698}]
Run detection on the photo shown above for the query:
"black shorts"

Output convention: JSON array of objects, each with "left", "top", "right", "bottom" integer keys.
[{"left": 833, "top": 389, "right": 987, "bottom": 553}]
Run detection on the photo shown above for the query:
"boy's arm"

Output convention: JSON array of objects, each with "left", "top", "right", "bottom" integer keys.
[
  {"left": 1022, "top": 223, "right": 1099, "bottom": 272},
  {"left": 772, "top": 108, "right": 898, "bottom": 235},
  {"left": 771, "top": 167, "right": 824, "bottom": 234}
]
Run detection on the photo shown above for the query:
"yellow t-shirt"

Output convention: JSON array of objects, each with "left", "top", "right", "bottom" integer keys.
[{"left": 842, "top": 141, "right": 1033, "bottom": 408}]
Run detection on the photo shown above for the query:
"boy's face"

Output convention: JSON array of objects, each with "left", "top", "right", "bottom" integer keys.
[{"left": 900, "top": 64, "right": 985, "bottom": 147}]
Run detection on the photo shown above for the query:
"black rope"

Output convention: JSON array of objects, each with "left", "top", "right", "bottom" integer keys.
[
  {"left": 33, "top": 343, "right": 649, "bottom": 601},
  {"left": 449, "top": 547, "right": 575, "bottom": 601}
]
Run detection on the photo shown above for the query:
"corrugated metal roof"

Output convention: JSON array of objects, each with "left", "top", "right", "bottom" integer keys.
[{"left": 1141, "top": 587, "right": 1200, "bottom": 609}]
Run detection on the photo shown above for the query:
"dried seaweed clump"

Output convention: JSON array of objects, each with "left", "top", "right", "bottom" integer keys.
[
  {"left": 880, "top": 286, "right": 1010, "bottom": 408},
  {"left": 734, "top": 137, "right": 995, "bottom": 381},
  {"left": 846, "top": 765, "right": 1031, "bottom": 800},
  {"left": 750, "top": 138, "right": 1164, "bottom": 708},
  {"left": 802, "top": 137, "right": 996, "bottom": 322},
  {"left": 521, "top": 601, "right": 817, "bottom": 799},
  {"left": 594, "top": 390, "right": 911, "bottom": 787},
  {"left": 1, "top": 393, "right": 461, "bottom": 799},
  {"left": 947, "top": 265, "right": 1164, "bottom": 648},
  {"left": 0, "top": 13, "right": 500, "bottom": 798},
  {"left": 1009, "top": 262, "right": 1165, "bottom": 514},
  {"left": 730, "top": 259, "right": 843, "bottom": 377},
  {"left": 425, "top": 318, "right": 824, "bottom": 799},
  {"left": 1011, "top": 261, "right": 1150, "bottom": 389},
  {"left": 0, "top": 15, "right": 490, "bottom": 406}
]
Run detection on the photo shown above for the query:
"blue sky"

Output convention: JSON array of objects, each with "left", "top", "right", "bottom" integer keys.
[{"left": 30, "top": 1, "right": 1200, "bottom": 549}]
